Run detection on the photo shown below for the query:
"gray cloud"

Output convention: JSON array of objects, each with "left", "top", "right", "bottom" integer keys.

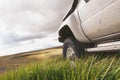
[{"left": 0, "top": 0, "right": 73, "bottom": 44}]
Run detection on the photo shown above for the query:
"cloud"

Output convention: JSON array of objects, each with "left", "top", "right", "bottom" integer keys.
[
  {"left": 0, "top": 0, "right": 73, "bottom": 43},
  {"left": 0, "top": 0, "right": 73, "bottom": 56},
  {"left": 0, "top": 32, "right": 62, "bottom": 56}
]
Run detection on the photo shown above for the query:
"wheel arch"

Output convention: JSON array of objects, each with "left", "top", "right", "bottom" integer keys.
[{"left": 58, "top": 25, "right": 75, "bottom": 43}]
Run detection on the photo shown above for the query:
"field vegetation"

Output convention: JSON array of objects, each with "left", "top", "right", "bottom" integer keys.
[{"left": 0, "top": 47, "right": 120, "bottom": 80}]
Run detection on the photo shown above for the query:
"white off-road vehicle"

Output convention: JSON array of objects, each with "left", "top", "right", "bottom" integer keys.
[{"left": 58, "top": 0, "right": 120, "bottom": 59}]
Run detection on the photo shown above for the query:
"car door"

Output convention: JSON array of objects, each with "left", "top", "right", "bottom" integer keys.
[{"left": 78, "top": 0, "right": 120, "bottom": 41}]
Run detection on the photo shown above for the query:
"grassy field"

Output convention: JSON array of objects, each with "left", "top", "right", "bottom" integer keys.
[
  {"left": 0, "top": 47, "right": 62, "bottom": 73},
  {"left": 0, "top": 47, "right": 120, "bottom": 80}
]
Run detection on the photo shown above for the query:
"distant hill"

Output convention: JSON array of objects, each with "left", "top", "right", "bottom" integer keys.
[{"left": 0, "top": 47, "right": 62, "bottom": 73}]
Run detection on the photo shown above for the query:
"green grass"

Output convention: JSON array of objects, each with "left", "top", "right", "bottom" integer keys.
[{"left": 0, "top": 53, "right": 120, "bottom": 80}]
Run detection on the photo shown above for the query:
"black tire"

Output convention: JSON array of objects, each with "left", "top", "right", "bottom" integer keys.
[{"left": 63, "top": 37, "right": 85, "bottom": 60}]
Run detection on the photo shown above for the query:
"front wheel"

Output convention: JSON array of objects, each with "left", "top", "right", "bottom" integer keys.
[{"left": 63, "top": 37, "right": 85, "bottom": 60}]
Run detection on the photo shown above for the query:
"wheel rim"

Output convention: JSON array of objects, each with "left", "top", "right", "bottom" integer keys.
[{"left": 66, "top": 47, "right": 76, "bottom": 61}]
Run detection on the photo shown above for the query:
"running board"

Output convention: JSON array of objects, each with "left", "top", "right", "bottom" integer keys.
[{"left": 86, "top": 41, "right": 120, "bottom": 52}]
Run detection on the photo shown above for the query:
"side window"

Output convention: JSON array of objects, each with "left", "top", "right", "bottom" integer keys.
[{"left": 85, "top": 0, "right": 89, "bottom": 3}]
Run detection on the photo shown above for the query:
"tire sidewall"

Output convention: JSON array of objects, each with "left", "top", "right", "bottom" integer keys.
[{"left": 63, "top": 37, "right": 82, "bottom": 59}]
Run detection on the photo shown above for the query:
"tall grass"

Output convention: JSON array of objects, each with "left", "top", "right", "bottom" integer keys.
[{"left": 0, "top": 53, "right": 120, "bottom": 80}]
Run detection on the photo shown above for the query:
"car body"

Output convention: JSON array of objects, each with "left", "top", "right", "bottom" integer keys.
[{"left": 58, "top": 0, "right": 120, "bottom": 59}]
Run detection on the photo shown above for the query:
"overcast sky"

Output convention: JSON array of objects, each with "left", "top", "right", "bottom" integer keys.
[{"left": 0, "top": 0, "right": 73, "bottom": 56}]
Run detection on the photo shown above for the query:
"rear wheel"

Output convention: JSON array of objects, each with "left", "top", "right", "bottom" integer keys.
[{"left": 63, "top": 37, "right": 85, "bottom": 60}]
